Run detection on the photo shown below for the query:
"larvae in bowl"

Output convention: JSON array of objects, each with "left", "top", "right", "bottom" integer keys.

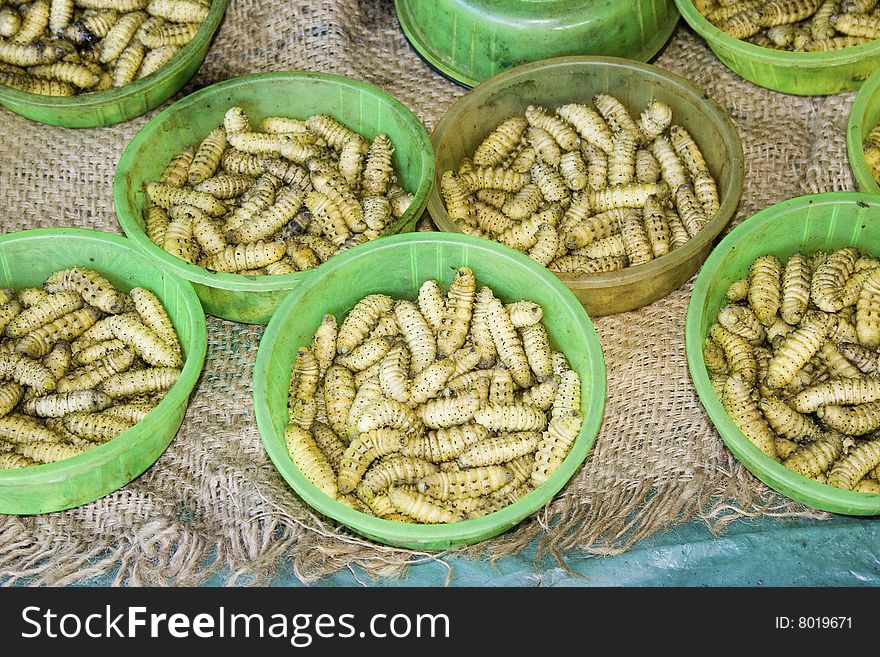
[
  {"left": 438, "top": 93, "right": 720, "bottom": 275},
  {"left": 282, "top": 267, "right": 584, "bottom": 523},
  {"left": 864, "top": 120, "right": 880, "bottom": 184},
  {"left": 143, "top": 106, "right": 414, "bottom": 275},
  {"left": 705, "top": 246, "right": 880, "bottom": 493},
  {"left": 694, "top": 0, "right": 880, "bottom": 52},
  {"left": 0, "top": 268, "right": 183, "bottom": 468},
  {"left": 0, "top": 0, "right": 212, "bottom": 96}
]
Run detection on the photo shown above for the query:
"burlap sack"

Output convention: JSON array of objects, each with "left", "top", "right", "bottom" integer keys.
[{"left": 0, "top": 1, "right": 848, "bottom": 586}]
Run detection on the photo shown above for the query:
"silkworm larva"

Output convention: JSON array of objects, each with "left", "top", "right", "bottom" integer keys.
[
  {"left": 531, "top": 413, "right": 582, "bottom": 485},
  {"left": 0, "top": 452, "right": 34, "bottom": 468},
  {"left": 519, "top": 374, "right": 558, "bottom": 411},
  {"left": 44, "top": 267, "right": 124, "bottom": 314},
  {"left": 61, "top": 410, "right": 132, "bottom": 441},
  {"left": 473, "top": 402, "right": 547, "bottom": 433},
  {"left": 393, "top": 300, "right": 435, "bottom": 374},
  {"left": 336, "top": 294, "right": 393, "bottom": 355},
  {"left": 355, "top": 397, "right": 423, "bottom": 436},
  {"left": 830, "top": 10, "right": 880, "bottom": 38},
  {"left": 12, "top": 0, "right": 49, "bottom": 45},
  {"left": 519, "top": 323, "right": 553, "bottom": 383},
  {"left": 777, "top": 252, "right": 811, "bottom": 325},
  {"left": 854, "top": 478, "right": 880, "bottom": 493},
  {"left": 473, "top": 115, "right": 528, "bottom": 166},
  {"left": 337, "top": 427, "right": 408, "bottom": 493},
  {"left": 639, "top": 100, "right": 673, "bottom": 142},
  {"left": 525, "top": 104, "right": 578, "bottom": 151},
  {"left": 387, "top": 486, "right": 463, "bottom": 523},
  {"left": 593, "top": 93, "right": 641, "bottom": 140},
  {"left": 556, "top": 103, "right": 614, "bottom": 153},
  {"left": 98, "top": 400, "right": 157, "bottom": 424},
  {"left": 588, "top": 182, "right": 669, "bottom": 213},
  {"left": 790, "top": 376, "right": 880, "bottom": 413},
  {"left": 420, "top": 393, "right": 480, "bottom": 429},
  {"left": 0, "top": 413, "right": 62, "bottom": 444},
  {"left": 146, "top": 0, "right": 209, "bottom": 23},
  {"left": 5, "top": 291, "right": 82, "bottom": 338},
  {"left": 0, "top": 39, "right": 60, "bottom": 66},
  {"left": 146, "top": 182, "right": 227, "bottom": 217},
  {"left": 527, "top": 125, "right": 562, "bottom": 167},
  {"left": 310, "top": 314, "right": 337, "bottom": 379},
  {"left": 139, "top": 20, "right": 200, "bottom": 48},
  {"left": 558, "top": 150, "right": 588, "bottom": 190},
  {"left": 620, "top": 208, "right": 653, "bottom": 266},
  {"left": 285, "top": 424, "right": 338, "bottom": 499},
  {"left": 485, "top": 297, "right": 532, "bottom": 388},
  {"left": 16, "top": 440, "right": 90, "bottom": 463},
  {"left": 359, "top": 134, "right": 394, "bottom": 196},
  {"left": 15, "top": 307, "right": 100, "bottom": 359},
  {"left": 416, "top": 279, "right": 444, "bottom": 335},
  {"left": 634, "top": 148, "right": 661, "bottom": 184},
  {"left": 362, "top": 455, "right": 439, "bottom": 494},
  {"left": 838, "top": 341, "right": 879, "bottom": 374},
  {"left": 201, "top": 240, "right": 286, "bottom": 273},
  {"left": 855, "top": 267, "right": 880, "bottom": 347},
  {"left": 815, "top": 401, "right": 880, "bottom": 435},
  {"left": 827, "top": 439, "right": 880, "bottom": 490},
  {"left": 0, "top": 382, "right": 23, "bottom": 418},
  {"left": 549, "top": 254, "right": 627, "bottom": 274},
  {"left": 98, "top": 10, "right": 147, "bottom": 63},
  {"left": 765, "top": 312, "right": 834, "bottom": 389},
  {"left": 709, "top": 324, "right": 757, "bottom": 384},
  {"left": 562, "top": 208, "right": 625, "bottom": 250},
  {"left": 457, "top": 432, "right": 540, "bottom": 469},
  {"left": 0, "top": 8, "right": 22, "bottom": 39},
  {"left": 437, "top": 267, "right": 475, "bottom": 358},
  {"left": 21, "top": 389, "right": 112, "bottom": 418},
  {"left": 323, "top": 365, "right": 356, "bottom": 438},
  {"left": 607, "top": 131, "right": 637, "bottom": 187},
  {"left": 759, "top": 396, "right": 821, "bottom": 441},
  {"left": 811, "top": 247, "right": 857, "bottom": 313},
  {"left": 100, "top": 367, "right": 179, "bottom": 398},
  {"left": 722, "top": 375, "right": 777, "bottom": 459},
  {"left": 717, "top": 304, "right": 766, "bottom": 345},
  {"left": 748, "top": 254, "right": 783, "bottom": 326}
]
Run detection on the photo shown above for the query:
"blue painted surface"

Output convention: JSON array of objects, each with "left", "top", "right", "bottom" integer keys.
[{"left": 112, "top": 515, "right": 875, "bottom": 587}]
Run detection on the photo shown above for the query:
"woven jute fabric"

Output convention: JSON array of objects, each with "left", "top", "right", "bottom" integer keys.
[{"left": 0, "top": 1, "right": 850, "bottom": 586}]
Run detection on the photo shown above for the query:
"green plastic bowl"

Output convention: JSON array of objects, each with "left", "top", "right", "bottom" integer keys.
[
  {"left": 686, "top": 193, "right": 880, "bottom": 516},
  {"left": 114, "top": 71, "right": 435, "bottom": 325},
  {"left": 0, "top": 0, "right": 228, "bottom": 128},
  {"left": 0, "top": 228, "right": 206, "bottom": 515},
  {"left": 253, "top": 232, "right": 606, "bottom": 550},
  {"left": 675, "top": 0, "right": 880, "bottom": 95},
  {"left": 394, "top": 0, "right": 678, "bottom": 88},
  {"left": 428, "top": 56, "right": 744, "bottom": 317},
  {"left": 847, "top": 65, "right": 880, "bottom": 194}
]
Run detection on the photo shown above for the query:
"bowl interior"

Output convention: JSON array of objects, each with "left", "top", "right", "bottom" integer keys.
[
  {"left": 686, "top": 193, "right": 880, "bottom": 516},
  {"left": 115, "top": 71, "right": 435, "bottom": 293},
  {"left": 0, "top": 228, "right": 206, "bottom": 514},
  {"left": 848, "top": 66, "right": 880, "bottom": 194},
  {"left": 253, "top": 232, "right": 606, "bottom": 549},
  {"left": 428, "top": 56, "right": 744, "bottom": 289}
]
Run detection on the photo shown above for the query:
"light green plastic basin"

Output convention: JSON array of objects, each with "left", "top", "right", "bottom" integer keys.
[
  {"left": 394, "top": 0, "right": 679, "bottom": 88},
  {"left": 675, "top": 0, "right": 880, "bottom": 95},
  {"left": 253, "top": 232, "right": 606, "bottom": 550},
  {"left": 0, "top": 228, "right": 206, "bottom": 515},
  {"left": 428, "top": 56, "right": 744, "bottom": 317},
  {"left": 0, "top": 0, "right": 228, "bottom": 128},
  {"left": 114, "top": 71, "right": 435, "bottom": 325},
  {"left": 686, "top": 193, "right": 880, "bottom": 516},
  {"left": 847, "top": 65, "right": 880, "bottom": 194}
]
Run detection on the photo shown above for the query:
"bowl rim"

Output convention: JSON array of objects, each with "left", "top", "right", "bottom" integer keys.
[
  {"left": 427, "top": 54, "right": 745, "bottom": 290},
  {"left": 847, "top": 65, "right": 880, "bottom": 195},
  {"left": 252, "top": 231, "right": 607, "bottom": 547},
  {"left": 674, "top": 0, "right": 880, "bottom": 68},
  {"left": 685, "top": 192, "right": 880, "bottom": 516},
  {"left": 393, "top": 0, "right": 680, "bottom": 89},
  {"left": 113, "top": 70, "right": 436, "bottom": 294},
  {"left": 0, "top": 0, "right": 229, "bottom": 109},
  {"left": 0, "top": 228, "right": 207, "bottom": 491}
]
